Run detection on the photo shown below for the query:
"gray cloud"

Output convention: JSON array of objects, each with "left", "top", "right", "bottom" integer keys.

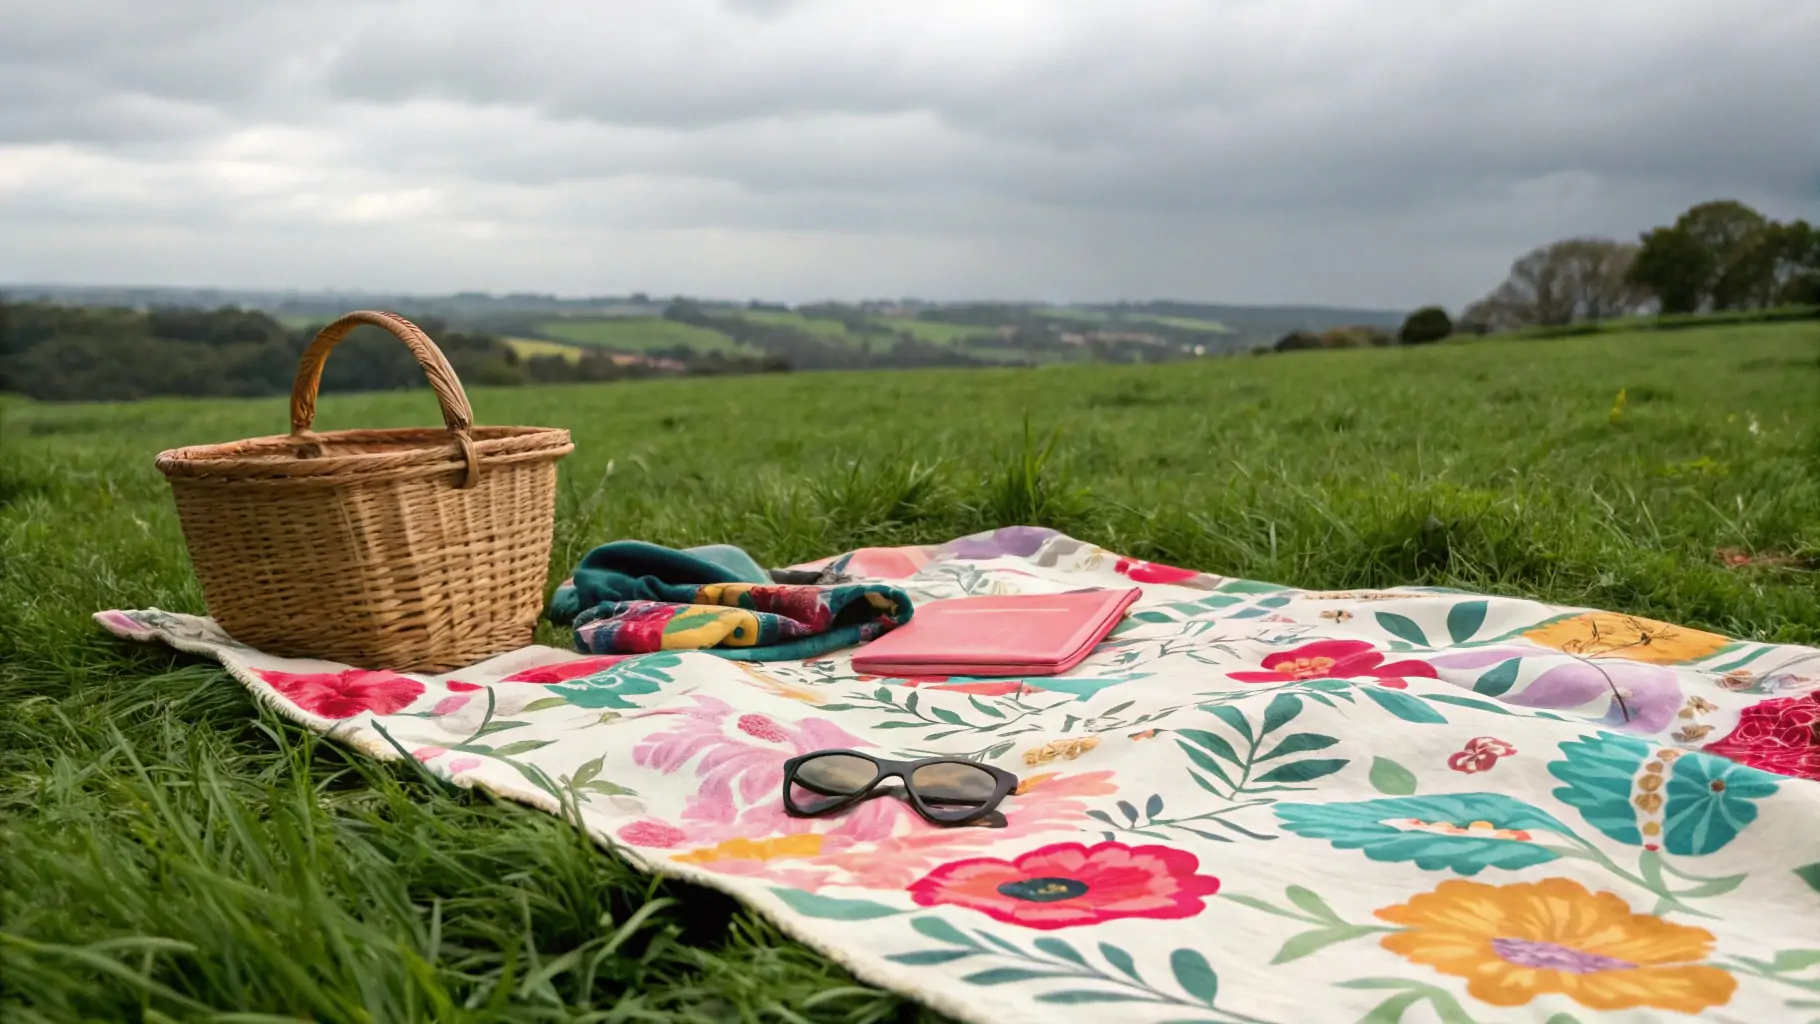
[{"left": 2, "top": 0, "right": 1815, "bottom": 307}]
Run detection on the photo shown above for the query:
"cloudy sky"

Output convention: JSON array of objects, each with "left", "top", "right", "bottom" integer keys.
[{"left": 3, "top": 0, "right": 1815, "bottom": 309}]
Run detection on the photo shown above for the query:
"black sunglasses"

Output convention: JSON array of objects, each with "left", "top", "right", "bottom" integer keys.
[{"left": 781, "top": 750, "right": 1019, "bottom": 827}]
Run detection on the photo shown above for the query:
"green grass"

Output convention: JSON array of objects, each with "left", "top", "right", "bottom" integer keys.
[
  {"left": 504, "top": 337, "right": 586, "bottom": 363},
  {"left": 869, "top": 317, "right": 994, "bottom": 345},
  {"left": 738, "top": 310, "right": 854, "bottom": 341},
  {"left": 4, "top": 321, "right": 1819, "bottom": 1020},
  {"left": 535, "top": 317, "right": 753, "bottom": 355},
  {"left": 1126, "top": 314, "right": 1230, "bottom": 334}
]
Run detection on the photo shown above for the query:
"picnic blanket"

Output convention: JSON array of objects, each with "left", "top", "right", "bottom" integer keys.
[{"left": 97, "top": 526, "right": 1820, "bottom": 1024}]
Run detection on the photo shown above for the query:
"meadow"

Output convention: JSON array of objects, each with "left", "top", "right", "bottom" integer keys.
[
  {"left": 2, "top": 321, "right": 1818, "bottom": 1021},
  {"left": 535, "top": 317, "right": 755, "bottom": 355}
]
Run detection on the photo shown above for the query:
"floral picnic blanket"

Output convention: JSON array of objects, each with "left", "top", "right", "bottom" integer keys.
[{"left": 97, "top": 527, "right": 1820, "bottom": 1024}]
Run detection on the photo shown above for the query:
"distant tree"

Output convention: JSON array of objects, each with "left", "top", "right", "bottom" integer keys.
[
  {"left": 1398, "top": 306, "right": 1453, "bottom": 344},
  {"left": 1461, "top": 238, "right": 1647, "bottom": 330},
  {"left": 1625, "top": 200, "right": 1801, "bottom": 313},
  {"left": 1273, "top": 330, "right": 1322, "bottom": 351}
]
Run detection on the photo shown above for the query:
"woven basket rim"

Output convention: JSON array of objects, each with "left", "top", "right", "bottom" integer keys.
[{"left": 157, "top": 425, "right": 573, "bottom": 483}]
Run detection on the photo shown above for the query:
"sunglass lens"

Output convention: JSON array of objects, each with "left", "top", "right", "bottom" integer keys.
[
  {"left": 910, "top": 761, "right": 999, "bottom": 819},
  {"left": 789, "top": 753, "right": 879, "bottom": 814}
]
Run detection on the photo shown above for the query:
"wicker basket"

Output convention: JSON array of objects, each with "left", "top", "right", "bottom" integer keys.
[{"left": 155, "top": 311, "right": 575, "bottom": 672}]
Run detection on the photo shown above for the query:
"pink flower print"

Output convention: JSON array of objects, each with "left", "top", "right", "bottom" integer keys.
[
  {"left": 618, "top": 821, "right": 689, "bottom": 848},
  {"left": 446, "top": 757, "right": 482, "bottom": 775},
  {"left": 412, "top": 746, "right": 448, "bottom": 762},
  {"left": 431, "top": 694, "right": 471, "bottom": 716},
  {"left": 502, "top": 655, "right": 633, "bottom": 684},
  {"left": 257, "top": 669, "right": 425, "bottom": 719},
  {"left": 738, "top": 714, "right": 789, "bottom": 743}
]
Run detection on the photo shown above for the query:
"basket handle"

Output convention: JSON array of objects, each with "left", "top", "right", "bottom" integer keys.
[{"left": 290, "top": 311, "right": 482, "bottom": 488}]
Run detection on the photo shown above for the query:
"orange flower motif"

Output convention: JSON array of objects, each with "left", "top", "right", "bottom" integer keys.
[
  {"left": 1522, "top": 612, "right": 1728, "bottom": 665},
  {"left": 672, "top": 833, "right": 824, "bottom": 865},
  {"left": 1376, "top": 877, "right": 1735, "bottom": 1013}
]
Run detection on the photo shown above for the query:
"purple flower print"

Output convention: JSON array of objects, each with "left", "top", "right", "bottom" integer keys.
[{"left": 943, "top": 526, "right": 1060, "bottom": 560}]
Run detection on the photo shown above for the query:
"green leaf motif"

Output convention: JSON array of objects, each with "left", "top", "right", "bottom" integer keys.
[
  {"left": 931, "top": 707, "right": 964, "bottom": 725},
  {"left": 1362, "top": 687, "right": 1448, "bottom": 724},
  {"left": 1259, "top": 733, "right": 1339, "bottom": 761},
  {"left": 1209, "top": 705, "right": 1253, "bottom": 744},
  {"left": 1098, "top": 942, "right": 1142, "bottom": 981},
  {"left": 968, "top": 696, "right": 1006, "bottom": 719},
  {"left": 1176, "top": 729, "right": 1243, "bottom": 766},
  {"left": 1255, "top": 759, "right": 1349, "bottom": 784},
  {"left": 520, "top": 696, "right": 570, "bottom": 713},
  {"left": 1368, "top": 756, "right": 1418, "bottom": 796},
  {"left": 1168, "top": 948, "right": 1219, "bottom": 1005},
  {"left": 570, "top": 755, "right": 604, "bottom": 788},
  {"left": 1424, "top": 693, "right": 1513, "bottom": 715},
  {"left": 490, "top": 739, "right": 554, "bottom": 758},
  {"left": 889, "top": 948, "right": 976, "bottom": 965},
  {"left": 1771, "top": 949, "right": 1820, "bottom": 972},
  {"left": 1375, "top": 612, "right": 1429, "bottom": 648},
  {"left": 910, "top": 915, "right": 977, "bottom": 946},
  {"left": 1145, "top": 793, "right": 1165, "bottom": 819},
  {"left": 963, "top": 967, "right": 1065, "bottom": 985},
  {"left": 1273, "top": 925, "right": 1383, "bottom": 964},
  {"left": 1473, "top": 658, "right": 1521, "bottom": 698},
  {"left": 771, "top": 888, "right": 907, "bottom": 921},
  {"left": 1284, "top": 885, "right": 1341, "bottom": 923},
  {"left": 1446, "top": 600, "right": 1488, "bottom": 644},
  {"left": 1032, "top": 937, "right": 1086, "bottom": 965},
  {"left": 1261, "top": 693, "right": 1302, "bottom": 735},
  {"left": 1794, "top": 862, "right": 1820, "bottom": 895},
  {"left": 1033, "top": 992, "right": 1156, "bottom": 1004}
]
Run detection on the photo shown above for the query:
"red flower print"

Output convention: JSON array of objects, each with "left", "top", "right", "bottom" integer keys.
[
  {"left": 1228, "top": 640, "right": 1437, "bottom": 687},
  {"left": 906, "top": 840, "right": 1220, "bottom": 930},
  {"left": 618, "top": 821, "right": 688, "bottom": 848},
  {"left": 257, "top": 668, "right": 424, "bottom": 719},
  {"left": 1448, "top": 736, "right": 1517, "bottom": 774},
  {"left": 1115, "top": 558, "right": 1199, "bottom": 585},
  {"left": 502, "top": 655, "right": 632, "bottom": 684},
  {"left": 737, "top": 714, "right": 789, "bottom": 743},
  {"left": 896, "top": 675, "right": 1028, "bottom": 696},
  {"left": 446, "top": 681, "right": 483, "bottom": 692},
  {"left": 1703, "top": 693, "right": 1820, "bottom": 781}
]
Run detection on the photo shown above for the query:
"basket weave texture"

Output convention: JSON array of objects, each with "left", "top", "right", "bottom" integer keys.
[{"left": 155, "top": 311, "right": 574, "bottom": 672}]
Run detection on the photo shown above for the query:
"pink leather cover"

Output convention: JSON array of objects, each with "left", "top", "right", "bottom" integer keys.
[{"left": 851, "top": 588, "right": 1141, "bottom": 677}]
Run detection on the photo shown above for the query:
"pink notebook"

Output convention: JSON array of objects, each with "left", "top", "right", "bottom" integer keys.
[{"left": 851, "top": 588, "right": 1141, "bottom": 677}]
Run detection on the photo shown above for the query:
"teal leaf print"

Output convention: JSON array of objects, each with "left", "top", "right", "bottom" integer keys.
[
  {"left": 964, "top": 967, "right": 1065, "bottom": 985},
  {"left": 1446, "top": 600, "right": 1488, "bottom": 644},
  {"left": 1260, "top": 693, "right": 1302, "bottom": 735},
  {"left": 1176, "top": 729, "right": 1243, "bottom": 766},
  {"left": 1472, "top": 658, "right": 1521, "bottom": 697},
  {"left": 1276, "top": 793, "right": 1571, "bottom": 874},
  {"left": 770, "top": 888, "right": 906, "bottom": 921},
  {"left": 890, "top": 948, "right": 975, "bottom": 965},
  {"left": 1284, "top": 885, "right": 1342, "bottom": 923},
  {"left": 1255, "top": 758, "right": 1348, "bottom": 784},
  {"left": 520, "top": 695, "right": 570, "bottom": 713},
  {"left": 1361, "top": 687, "right": 1448, "bottom": 724},
  {"left": 1422, "top": 693, "right": 1514, "bottom": 716},
  {"left": 1168, "top": 948, "right": 1219, "bottom": 1004},
  {"left": 1033, "top": 937, "right": 1087, "bottom": 965},
  {"left": 1257, "top": 733, "right": 1338, "bottom": 761},
  {"left": 1375, "top": 612, "right": 1429, "bottom": 647},
  {"left": 1368, "top": 756, "right": 1418, "bottom": 796},
  {"left": 910, "top": 915, "right": 977, "bottom": 946},
  {"left": 1549, "top": 733, "right": 1779, "bottom": 855},
  {"left": 1796, "top": 862, "right": 1820, "bottom": 895},
  {"left": 549, "top": 653, "right": 684, "bottom": 710},
  {"left": 1145, "top": 793, "right": 1165, "bottom": 818},
  {"left": 1208, "top": 705, "right": 1253, "bottom": 744},
  {"left": 1099, "top": 942, "right": 1142, "bottom": 980},
  {"left": 1033, "top": 992, "right": 1155, "bottom": 1004}
]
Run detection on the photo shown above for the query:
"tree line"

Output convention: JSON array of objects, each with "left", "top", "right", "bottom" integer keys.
[
  {"left": 0, "top": 303, "right": 786, "bottom": 403},
  {"left": 1457, "top": 199, "right": 1817, "bottom": 333}
]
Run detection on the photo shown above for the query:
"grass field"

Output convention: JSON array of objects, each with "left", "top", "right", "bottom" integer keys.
[
  {"left": 535, "top": 316, "right": 754, "bottom": 355},
  {"left": 3, "top": 321, "right": 1818, "bottom": 1021},
  {"left": 739, "top": 310, "right": 854, "bottom": 340},
  {"left": 504, "top": 337, "right": 586, "bottom": 363}
]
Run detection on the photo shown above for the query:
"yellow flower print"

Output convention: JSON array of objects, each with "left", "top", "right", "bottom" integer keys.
[
  {"left": 1523, "top": 612, "right": 1728, "bottom": 665},
  {"left": 1375, "top": 877, "right": 1735, "bottom": 1013},
  {"left": 672, "top": 833, "right": 824, "bottom": 865},
  {"left": 1023, "top": 736, "right": 1100, "bottom": 767}
]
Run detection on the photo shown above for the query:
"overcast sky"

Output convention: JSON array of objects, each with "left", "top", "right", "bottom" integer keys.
[{"left": 2, "top": 0, "right": 1815, "bottom": 309}]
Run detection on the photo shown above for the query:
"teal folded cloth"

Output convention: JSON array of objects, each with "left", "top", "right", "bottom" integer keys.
[{"left": 546, "top": 541, "right": 771, "bottom": 623}]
